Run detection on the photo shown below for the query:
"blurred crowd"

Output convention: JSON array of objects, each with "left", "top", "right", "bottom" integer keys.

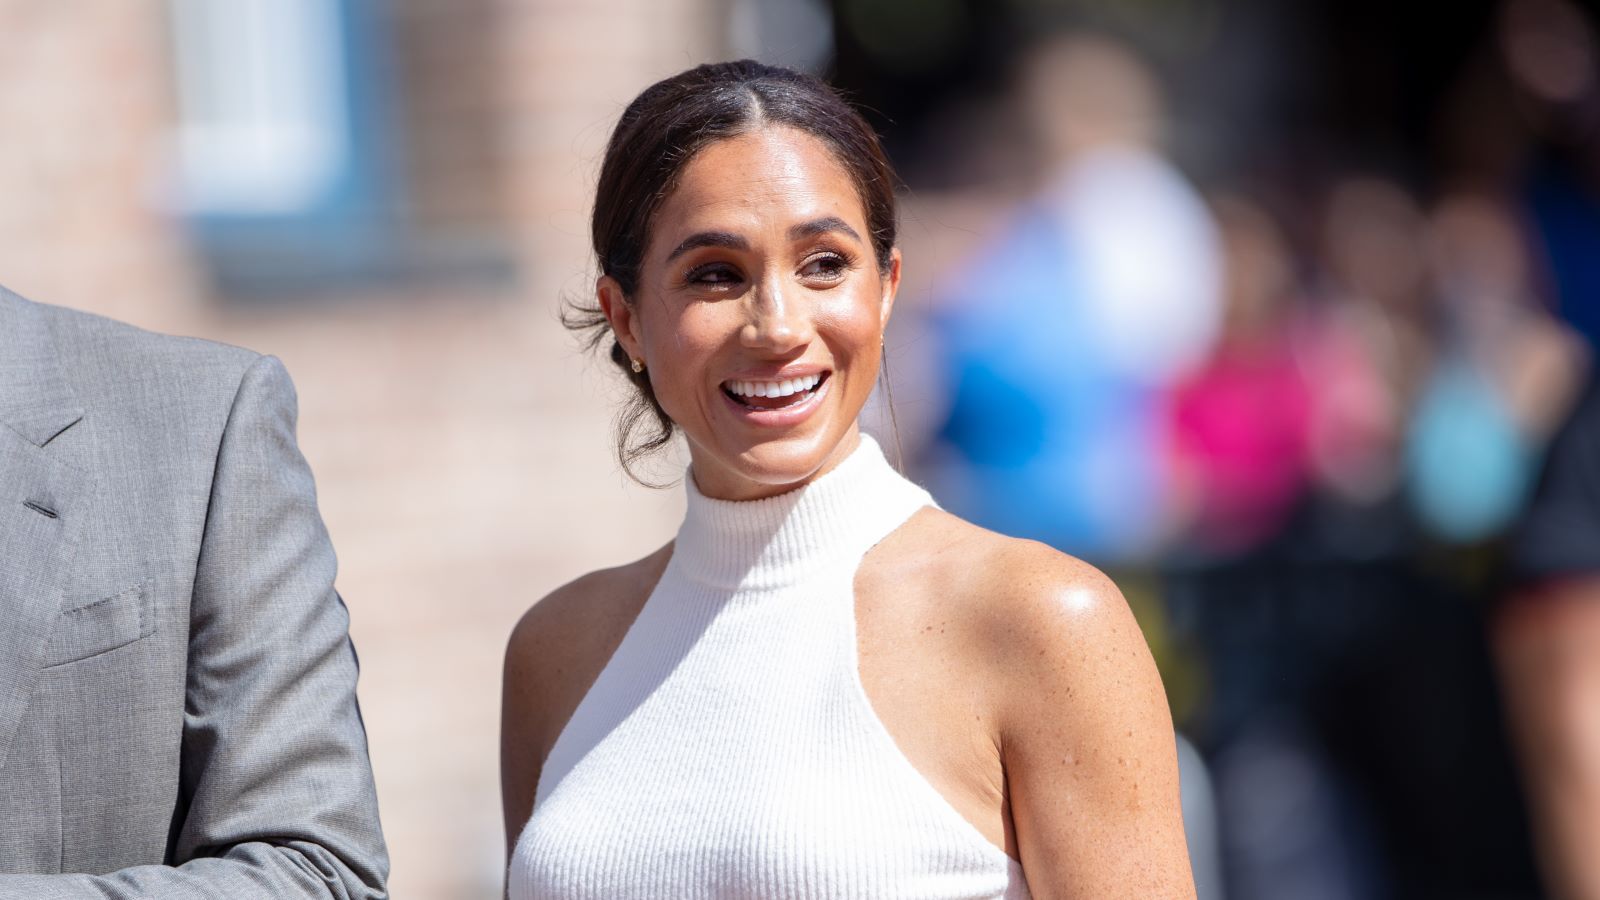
[
  {"left": 4, "top": 0, "right": 1595, "bottom": 895},
  {"left": 887, "top": 3, "right": 1600, "bottom": 897}
]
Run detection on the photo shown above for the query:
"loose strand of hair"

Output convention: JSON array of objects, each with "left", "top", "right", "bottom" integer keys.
[{"left": 879, "top": 348, "right": 907, "bottom": 475}]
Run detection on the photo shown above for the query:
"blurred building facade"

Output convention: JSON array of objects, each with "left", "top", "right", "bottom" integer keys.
[{"left": 0, "top": 1, "right": 724, "bottom": 896}]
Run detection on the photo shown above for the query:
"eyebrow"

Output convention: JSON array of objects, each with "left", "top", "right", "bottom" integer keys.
[
  {"left": 789, "top": 216, "right": 861, "bottom": 243},
  {"left": 665, "top": 231, "right": 749, "bottom": 262},
  {"left": 663, "top": 217, "right": 864, "bottom": 262}
]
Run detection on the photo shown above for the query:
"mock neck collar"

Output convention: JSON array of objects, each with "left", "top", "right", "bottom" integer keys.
[{"left": 671, "top": 434, "right": 934, "bottom": 591}]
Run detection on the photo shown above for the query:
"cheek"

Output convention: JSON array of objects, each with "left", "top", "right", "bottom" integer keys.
[
  {"left": 641, "top": 305, "right": 732, "bottom": 408},
  {"left": 817, "top": 290, "right": 886, "bottom": 361},
  {"left": 646, "top": 314, "right": 723, "bottom": 358}
]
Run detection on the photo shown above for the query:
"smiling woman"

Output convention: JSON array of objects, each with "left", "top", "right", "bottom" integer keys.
[
  {"left": 599, "top": 124, "right": 894, "bottom": 499},
  {"left": 501, "top": 60, "right": 1196, "bottom": 899},
  {"left": 559, "top": 62, "right": 900, "bottom": 487}
]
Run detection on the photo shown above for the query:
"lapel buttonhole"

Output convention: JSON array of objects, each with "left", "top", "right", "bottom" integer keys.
[{"left": 22, "top": 500, "right": 58, "bottom": 519}]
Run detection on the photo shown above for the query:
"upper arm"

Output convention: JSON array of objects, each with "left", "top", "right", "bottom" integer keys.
[
  {"left": 501, "top": 602, "right": 553, "bottom": 858},
  {"left": 991, "top": 548, "right": 1193, "bottom": 899},
  {"left": 183, "top": 354, "right": 387, "bottom": 894}
]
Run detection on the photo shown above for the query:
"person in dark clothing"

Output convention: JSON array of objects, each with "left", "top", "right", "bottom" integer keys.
[{"left": 1497, "top": 377, "right": 1600, "bottom": 900}]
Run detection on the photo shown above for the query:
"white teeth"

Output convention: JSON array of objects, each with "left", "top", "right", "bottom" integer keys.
[{"left": 726, "top": 373, "right": 822, "bottom": 399}]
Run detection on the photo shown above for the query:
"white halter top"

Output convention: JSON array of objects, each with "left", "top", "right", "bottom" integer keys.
[{"left": 509, "top": 435, "right": 1031, "bottom": 899}]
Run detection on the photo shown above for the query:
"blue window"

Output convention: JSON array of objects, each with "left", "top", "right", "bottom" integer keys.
[{"left": 166, "top": 0, "right": 404, "bottom": 294}]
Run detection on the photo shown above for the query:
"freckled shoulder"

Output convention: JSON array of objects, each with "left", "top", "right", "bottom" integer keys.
[
  {"left": 886, "top": 513, "right": 1191, "bottom": 897},
  {"left": 878, "top": 507, "right": 1131, "bottom": 662}
]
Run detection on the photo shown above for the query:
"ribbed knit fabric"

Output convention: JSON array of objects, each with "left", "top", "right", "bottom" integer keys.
[{"left": 510, "top": 435, "right": 1031, "bottom": 899}]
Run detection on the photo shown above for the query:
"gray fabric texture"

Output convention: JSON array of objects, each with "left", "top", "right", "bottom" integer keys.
[{"left": 0, "top": 288, "right": 388, "bottom": 898}]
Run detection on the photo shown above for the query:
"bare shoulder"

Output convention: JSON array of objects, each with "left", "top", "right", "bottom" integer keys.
[
  {"left": 887, "top": 508, "right": 1166, "bottom": 746},
  {"left": 507, "top": 545, "right": 671, "bottom": 679},
  {"left": 504, "top": 544, "right": 672, "bottom": 749},
  {"left": 897, "top": 511, "right": 1190, "bottom": 895},
  {"left": 887, "top": 507, "right": 1139, "bottom": 665},
  {"left": 502, "top": 544, "right": 672, "bottom": 850}
]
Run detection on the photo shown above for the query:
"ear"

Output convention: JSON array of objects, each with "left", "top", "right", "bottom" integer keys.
[
  {"left": 879, "top": 247, "right": 902, "bottom": 329},
  {"left": 597, "top": 275, "right": 645, "bottom": 364}
]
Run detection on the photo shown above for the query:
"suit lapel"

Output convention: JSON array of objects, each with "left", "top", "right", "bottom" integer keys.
[{"left": 0, "top": 291, "right": 88, "bottom": 770}]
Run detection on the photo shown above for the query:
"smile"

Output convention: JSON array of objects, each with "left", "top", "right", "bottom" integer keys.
[
  {"left": 723, "top": 373, "right": 824, "bottom": 407},
  {"left": 719, "top": 371, "right": 831, "bottom": 423}
]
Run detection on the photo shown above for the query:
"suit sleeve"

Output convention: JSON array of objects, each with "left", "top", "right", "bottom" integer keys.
[{"left": 0, "top": 354, "right": 389, "bottom": 899}]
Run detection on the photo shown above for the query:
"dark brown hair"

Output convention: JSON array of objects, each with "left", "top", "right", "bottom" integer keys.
[{"left": 565, "top": 59, "right": 900, "bottom": 483}]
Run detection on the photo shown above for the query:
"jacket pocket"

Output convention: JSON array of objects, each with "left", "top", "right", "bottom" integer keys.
[{"left": 43, "top": 582, "right": 153, "bottom": 668}]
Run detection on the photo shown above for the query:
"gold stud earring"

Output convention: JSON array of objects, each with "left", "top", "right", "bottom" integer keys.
[{"left": 630, "top": 358, "right": 644, "bottom": 374}]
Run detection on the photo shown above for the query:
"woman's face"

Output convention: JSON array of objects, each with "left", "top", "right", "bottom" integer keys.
[{"left": 600, "top": 125, "right": 900, "bottom": 501}]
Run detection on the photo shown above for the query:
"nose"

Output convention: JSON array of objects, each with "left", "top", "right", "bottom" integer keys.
[{"left": 740, "top": 273, "right": 813, "bottom": 353}]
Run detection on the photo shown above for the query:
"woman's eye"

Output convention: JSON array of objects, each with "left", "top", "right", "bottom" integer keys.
[
  {"left": 687, "top": 264, "right": 741, "bottom": 286},
  {"left": 800, "top": 254, "right": 848, "bottom": 281}
]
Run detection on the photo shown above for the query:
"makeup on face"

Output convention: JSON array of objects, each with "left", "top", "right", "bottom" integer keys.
[{"left": 621, "top": 125, "right": 897, "bottom": 500}]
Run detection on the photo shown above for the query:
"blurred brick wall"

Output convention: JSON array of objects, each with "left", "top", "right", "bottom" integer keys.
[
  {"left": 0, "top": 1, "right": 722, "bottom": 896},
  {"left": 395, "top": 0, "right": 511, "bottom": 237},
  {"left": 0, "top": 0, "right": 198, "bottom": 330}
]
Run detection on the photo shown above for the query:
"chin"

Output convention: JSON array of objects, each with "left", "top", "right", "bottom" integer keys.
[
  {"left": 737, "top": 430, "right": 837, "bottom": 482},
  {"left": 694, "top": 423, "right": 856, "bottom": 499}
]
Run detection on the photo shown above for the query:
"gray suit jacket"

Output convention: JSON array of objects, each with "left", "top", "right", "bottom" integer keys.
[{"left": 0, "top": 289, "right": 388, "bottom": 898}]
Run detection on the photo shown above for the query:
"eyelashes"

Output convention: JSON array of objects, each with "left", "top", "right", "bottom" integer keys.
[
  {"left": 684, "top": 262, "right": 740, "bottom": 286},
  {"left": 799, "top": 252, "right": 852, "bottom": 280}
]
